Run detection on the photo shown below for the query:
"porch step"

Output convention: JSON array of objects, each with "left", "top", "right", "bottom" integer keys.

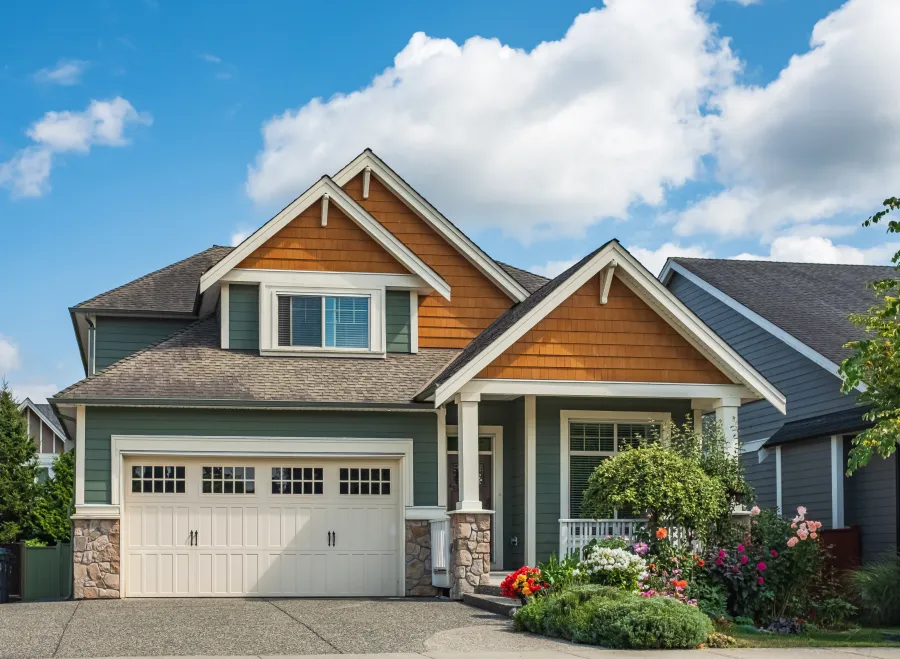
[
  {"left": 462, "top": 592, "right": 521, "bottom": 617},
  {"left": 474, "top": 583, "right": 502, "bottom": 597}
]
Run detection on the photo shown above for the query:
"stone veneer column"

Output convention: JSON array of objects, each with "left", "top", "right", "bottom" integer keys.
[
  {"left": 448, "top": 512, "right": 491, "bottom": 600},
  {"left": 405, "top": 519, "right": 440, "bottom": 596},
  {"left": 73, "top": 519, "right": 120, "bottom": 599}
]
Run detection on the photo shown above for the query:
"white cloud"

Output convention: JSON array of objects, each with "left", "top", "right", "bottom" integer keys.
[
  {"left": 199, "top": 53, "right": 222, "bottom": 64},
  {"left": 0, "top": 335, "right": 21, "bottom": 374},
  {"left": 230, "top": 229, "right": 251, "bottom": 246},
  {"left": 677, "top": 0, "right": 900, "bottom": 239},
  {"left": 246, "top": 1, "right": 738, "bottom": 240},
  {"left": 8, "top": 383, "right": 58, "bottom": 404},
  {"left": 32, "top": 59, "right": 88, "bottom": 85},
  {"left": 732, "top": 235, "right": 900, "bottom": 264},
  {"left": 628, "top": 242, "right": 712, "bottom": 276},
  {"left": 0, "top": 98, "right": 152, "bottom": 198},
  {"left": 530, "top": 259, "right": 578, "bottom": 278}
]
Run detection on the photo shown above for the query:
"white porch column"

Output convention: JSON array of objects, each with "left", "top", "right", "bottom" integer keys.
[
  {"left": 775, "top": 445, "right": 783, "bottom": 514},
  {"left": 524, "top": 395, "right": 537, "bottom": 566},
  {"left": 455, "top": 392, "right": 482, "bottom": 511},
  {"left": 714, "top": 397, "right": 741, "bottom": 456},
  {"left": 830, "top": 435, "right": 845, "bottom": 528}
]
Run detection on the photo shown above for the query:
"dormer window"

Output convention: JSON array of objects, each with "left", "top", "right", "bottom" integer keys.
[{"left": 278, "top": 295, "right": 370, "bottom": 349}]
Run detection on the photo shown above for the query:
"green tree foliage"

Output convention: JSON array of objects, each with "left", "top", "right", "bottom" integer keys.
[
  {"left": 581, "top": 444, "right": 727, "bottom": 541},
  {"left": 0, "top": 383, "right": 40, "bottom": 542},
  {"left": 839, "top": 196, "right": 900, "bottom": 472},
  {"left": 27, "top": 450, "right": 74, "bottom": 543}
]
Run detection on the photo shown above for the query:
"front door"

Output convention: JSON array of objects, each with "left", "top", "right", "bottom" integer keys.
[{"left": 447, "top": 453, "right": 492, "bottom": 511}]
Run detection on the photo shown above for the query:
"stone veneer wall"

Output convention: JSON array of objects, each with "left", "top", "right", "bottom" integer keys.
[
  {"left": 73, "top": 519, "right": 120, "bottom": 599},
  {"left": 405, "top": 519, "right": 440, "bottom": 596},
  {"left": 448, "top": 513, "right": 491, "bottom": 600}
]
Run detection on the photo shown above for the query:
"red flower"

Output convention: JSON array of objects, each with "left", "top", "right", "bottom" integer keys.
[{"left": 697, "top": 559, "right": 705, "bottom": 567}]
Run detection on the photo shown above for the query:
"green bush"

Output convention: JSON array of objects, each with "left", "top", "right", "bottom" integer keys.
[
  {"left": 537, "top": 552, "right": 583, "bottom": 592},
  {"left": 849, "top": 553, "right": 900, "bottom": 626},
  {"left": 514, "top": 586, "right": 712, "bottom": 649}
]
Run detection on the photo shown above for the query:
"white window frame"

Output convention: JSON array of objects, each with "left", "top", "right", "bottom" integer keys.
[
  {"left": 260, "top": 283, "right": 384, "bottom": 357},
  {"left": 559, "top": 410, "right": 671, "bottom": 520}
]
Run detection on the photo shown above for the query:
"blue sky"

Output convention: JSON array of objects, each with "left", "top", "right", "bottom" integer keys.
[{"left": 1, "top": 0, "right": 897, "bottom": 402}]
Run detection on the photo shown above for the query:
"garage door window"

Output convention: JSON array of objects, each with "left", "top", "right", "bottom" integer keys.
[
  {"left": 131, "top": 465, "right": 186, "bottom": 494},
  {"left": 201, "top": 466, "right": 256, "bottom": 494},
  {"left": 339, "top": 467, "right": 391, "bottom": 496},
  {"left": 271, "top": 467, "right": 324, "bottom": 495}
]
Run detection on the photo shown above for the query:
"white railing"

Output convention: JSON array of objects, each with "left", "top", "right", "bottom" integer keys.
[
  {"left": 430, "top": 518, "right": 450, "bottom": 588},
  {"left": 559, "top": 518, "right": 646, "bottom": 558}
]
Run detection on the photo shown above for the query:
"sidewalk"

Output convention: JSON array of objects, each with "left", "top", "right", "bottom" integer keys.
[{"left": 90, "top": 650, "right": 900, "bottom": 659}]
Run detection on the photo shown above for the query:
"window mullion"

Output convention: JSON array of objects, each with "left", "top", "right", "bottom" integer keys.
[{"left": 321, "top": 296, "right": 327, "bottom": 348}]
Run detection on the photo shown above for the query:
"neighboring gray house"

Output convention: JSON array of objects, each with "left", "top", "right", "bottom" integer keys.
[
  {"left": 661, "top": 258, "right": 899, "bottom": 562},
  {"left": 18, "top": 397, "right": 70, "bottom": 479}
]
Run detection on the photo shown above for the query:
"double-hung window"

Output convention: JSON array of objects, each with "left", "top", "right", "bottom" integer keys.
[
  {"left": 277, "top": 295, "right": 370, "bottom": 350},
  {"left": 568, "top": 421, "right": 660, "bottom": 518}
]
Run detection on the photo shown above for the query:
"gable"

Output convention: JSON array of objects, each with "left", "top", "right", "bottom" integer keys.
[
  {"left": 477, "top": 274, "right": 732, "bottom": 384},
  {"left": 343, "top": 173, "right": 513, "bottom": 349},
  {"left": 237, "top": 201, "right": 410, "bottom": 275}
]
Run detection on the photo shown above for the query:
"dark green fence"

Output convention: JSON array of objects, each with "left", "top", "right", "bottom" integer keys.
[{"left": 23, "top": 543, "right": 72, "bottom": 601}]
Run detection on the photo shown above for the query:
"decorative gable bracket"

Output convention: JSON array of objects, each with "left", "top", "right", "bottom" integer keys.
[{"left": 599, "top": 260, "right": 617, "bottom": 304}]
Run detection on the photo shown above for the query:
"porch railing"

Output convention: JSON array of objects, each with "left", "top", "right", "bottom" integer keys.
[
  {"left": 559, "top": 519, "right": 646, "bottom": 558},
  {"left": 430, "top": 518, "right": 450, "bottom": 588}
]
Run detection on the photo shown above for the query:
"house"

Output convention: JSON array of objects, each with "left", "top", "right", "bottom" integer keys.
[
  {"left": 18, "top": 398, "right": 69, "bottom": 479},
  {"left": 49, "top": 149, "right": 784, "bottom": 600},
  {"left": 661, "top": 258, "right": 899, "bottom": 563}
]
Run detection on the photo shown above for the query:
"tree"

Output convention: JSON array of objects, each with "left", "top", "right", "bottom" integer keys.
[
  {"left": 27, "top": 450, "right": 74, "bottom": 543},
  {"left": 0, "top": 382, "right": 40, "bottom": 542},
  {"left": 839, "top": 196, "right": 900, "bottom": 472}
]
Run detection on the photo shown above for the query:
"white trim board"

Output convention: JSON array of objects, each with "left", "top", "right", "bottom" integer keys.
[
  {"left": 465, "top": 379, "right": 755, "bottom": 401},
  {"left": 17, "top": 399, "right": 67, "bottom": 442},
  {"left": 559, "top": 410, "right": 672, "bottom": 520},
  {"left": 660, "top": 260, "right": 864, "bottom": 393},
  {"left": 332, "top": 150, "right": 528, "bottom": 303},
  {"left": 199, "top": 176, "right": 450, "bottom": 301},
  {"left": 435, "top": 241, "right": 786, "bottom": 414}
]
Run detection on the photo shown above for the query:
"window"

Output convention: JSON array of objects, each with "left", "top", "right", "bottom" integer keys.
[
  {"left": 131, "top": 465, "right": 186, "bottom": 494},
  {"left": 201, "top": 466, "right": 256, "bottom": 494},
  {"left": 277, "top": 295, "right": 369, "bottom": 349},
  {"left": 272, "top": 467, "right": 324, "bottom": 494},
  {"left": 339, "top": 467, "right": 391, "bottom": 496},
  {"left": 568, "top": 421, "right": 659, "bottom": 518}
]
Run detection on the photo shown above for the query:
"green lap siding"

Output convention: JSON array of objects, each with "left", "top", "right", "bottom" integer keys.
[
  {"left": 385, "top": 290, "right": 411, "bottom": 353},
  {"left": 228, "top": 284, "right": 260, "bottom": 350},
  {"left": 83, "top": 407, "right": 438, "bottom": 506},
  {"left": 94, "top": 317, "right": 193, "bottom": 371}
]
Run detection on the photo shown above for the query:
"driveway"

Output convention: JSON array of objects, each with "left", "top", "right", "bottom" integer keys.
[{"left": 0, "top": 597, "right": 549, "bottom": 659}]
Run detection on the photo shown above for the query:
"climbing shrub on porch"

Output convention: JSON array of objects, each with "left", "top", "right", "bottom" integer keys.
[{"left": 581, "top": 444, "right": 726, "bottom": 543}]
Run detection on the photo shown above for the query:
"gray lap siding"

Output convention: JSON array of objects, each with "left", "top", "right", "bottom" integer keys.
[
  {"left": 83, "top": 406, "right": 439, "bottom": 506},
  {"left": 742, "top": 451, "right": 777, "bottom": 510},
  {"left": 94, "top": 317, "right": 194, "bottom": 372},
  {"left": 779, "top": 437, "right": 833, "bottom": 529},
  {"left": 844, "top": 439, "right": 898, "bottom": 562}
]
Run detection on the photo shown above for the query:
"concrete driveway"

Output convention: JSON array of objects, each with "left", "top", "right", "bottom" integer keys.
[{"left": 0, "top": 597, "right": 542, "bottom": 659}]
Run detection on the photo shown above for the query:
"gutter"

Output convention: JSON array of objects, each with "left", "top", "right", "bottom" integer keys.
[{"left": 47, "top": 397, "right": 436, "bottom": 412}]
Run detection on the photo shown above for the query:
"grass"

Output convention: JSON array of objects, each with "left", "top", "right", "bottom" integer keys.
[{"left": 720, "top": 623, "right": 900, "bottom": 648}]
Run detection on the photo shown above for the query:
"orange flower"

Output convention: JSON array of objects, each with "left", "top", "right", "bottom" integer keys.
[
  {"left": 656, "top": 527, "right": 668, "bottom": 540},
  {"left": 697, "top": 559, "right": 705, "bottom": 567},
  {"left": 649, "top": 563, "right": 656, "bottom": 570}
]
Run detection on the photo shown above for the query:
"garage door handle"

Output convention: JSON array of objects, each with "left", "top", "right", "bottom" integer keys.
[
  {"left": 327, "top": 531, "right": 332, "bottom": 547},
  {"left": 333, "top": 531, "right": 336, "bottom": 546}
]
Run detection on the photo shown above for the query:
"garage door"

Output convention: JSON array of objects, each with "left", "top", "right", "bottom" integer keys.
[{"left": 122, "top": 457, "right": 401, "bottom": 597}]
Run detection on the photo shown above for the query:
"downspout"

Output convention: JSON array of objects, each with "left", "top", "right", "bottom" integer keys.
[{"left": 86, "top": 317, "right": 96, "bottom": 377}]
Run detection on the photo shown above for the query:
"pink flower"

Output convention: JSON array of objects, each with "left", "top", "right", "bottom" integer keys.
[
  {"left": 797, "top": 528, "right": 809, "bottom": 540},
  {"left": 791, "top": 522, "right": 797, "bottom": 529},
  {"left": 797, "top": 506, "right": 807, "bottom": 517},
  {"left": 718, "top": 550, "right": 726, "bottom": 559},
  {"left": 737, "top": 544, "right": 745, "bottom": 553},
  {"left": 770, "top": 549, "right": 779, "bottom": 558},
  {"left": 757, "top": 562, "right": 767, "bottom": 571},
  {"left": 715, "top": 558, "right": 724, "bottom": 566},
  {"left": 758, "top": 577, "right": 765, "bottom": 585},
  {"left": 750, "top": 506, "right": 761, "bottom": 516},
  {"left": 740, "top": 555, "right": 749, "bottom": 564},
  {"left": 787, "top": 537, "right": 799, "bottom": 548},
  {"left": 810, "top": 532, "right": 818, "bottom": 539}
]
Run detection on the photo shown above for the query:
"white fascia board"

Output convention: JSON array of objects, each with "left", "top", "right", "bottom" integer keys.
[
  {"left": 199, "top": 176, "right": 450, "bottom": 300},
  {"left": 17, "top": 399, "right": 66, "bottom": 441},
  {"left": 465, "top": 379, "right": 754, "bottom": 401},
  {"left": 222, "top": 268, "right": 431, "bottom": 293},
  {"left": 435, "top": 242, "right": 786, "bottom": 413},
  {"left": 660, "top": 260, "right": 864, "bottom": 393},
  {"left": 333, "top": 150, "right": 529, "bottom": 303}
]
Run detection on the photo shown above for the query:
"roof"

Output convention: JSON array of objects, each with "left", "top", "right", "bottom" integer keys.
[
  {"left": 763, "top": 407, "right": 873, "bottom": 448},
  {"left": 668, "top": 259, "right": 896, "bottom": 364},
  {"left": 54, "top": 317, "right": 460, "bottom": 406},
  {"left": 419, "top": 241, "right": 614, "bottom": 398},
  {"left": 18, "top": 398, "right": 65, "bottom": 437},
  {"left": 497, "top": 262, "right": 549, "bottom": 294},
  {"left": 73, "top": 245, "right": 233, "bottom": 315}
]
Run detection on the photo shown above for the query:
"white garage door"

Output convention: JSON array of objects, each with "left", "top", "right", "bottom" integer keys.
[{"left": 122, "top": 457, "right": 401, "bottom": 597}]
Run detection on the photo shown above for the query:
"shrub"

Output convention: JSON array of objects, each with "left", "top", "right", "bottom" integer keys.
[
  {"left": 515, "top": 586, "right": 713, "bottom": 649},
  {"left": 705, "top": 632, "right": 738, "bottom": 648},
  {"left": 537, "top": 552, "right": 582, "bottom": 592},
  {"left": 849, "top": 553, "right": 900, "bottom": 626},
  {"left": 579, "top": 545, "right": 647, "bottom": 591}
]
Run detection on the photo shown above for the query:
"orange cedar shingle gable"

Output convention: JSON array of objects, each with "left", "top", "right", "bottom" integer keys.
[
  {"left": 477, "top": 275, "right": 733, "bottom": 384},
  {"left": 343, "top": 174, "right": 513, "bottom": 349},
  {"left": 237, "top": 202, "right": 410, "bottom": 274}
]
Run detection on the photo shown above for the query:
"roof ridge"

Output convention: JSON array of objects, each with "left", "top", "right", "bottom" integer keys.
[
  {"left": 73, "top": 245, "right": 231, "bottom": 309},
  {"left": 54, "top": 316, "right": 212, "bottom": 399},
  {"left": 675, "top": 256, "right": 898, "bottom": 269}
]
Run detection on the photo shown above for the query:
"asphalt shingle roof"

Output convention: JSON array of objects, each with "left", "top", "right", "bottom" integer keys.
[
  {"left": 671, "top": 258, "right": 897, "bottom": 364},
  {"left": 763, "top": 406, "right": 873, "bottom": 448},
  {"left": 497, "top": 262, "right": 549, "bottom": 294},
  {"left": 54, "top": 317, "right": 460, "bottom": 405},
  {"left": 34, "top": 403, "right": 65, "bottom": 436},
  {"left": 73, "top": 246, "right": 233, "bottom": 315}
]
